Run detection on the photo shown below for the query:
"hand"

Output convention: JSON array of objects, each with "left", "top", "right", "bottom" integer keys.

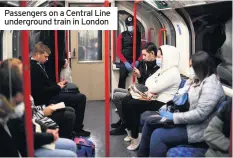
[
  {"left": 147, "top": 92, "right": 154, "bottom": 100},
  {"left": 46, "top": 128, "right": 59, "bottom": 141},
  {"left": 60, "top": 80, "right": 68, "bottom": 85},
  {"left": 124, "top": 62, "right": 133, "bottom": 72},
  {"left": 63, "top": 59, "right": 69, "bottom": 68},
  {"left": 159, "top": 110, "right": 173, "bottom": 120},
  {"left": 43, "top": 106, "right": 55, "bottom": 116},
  {"left": 133, "top": 67, "right": 141, "bottom": 78},
  {"left": 57, "top": 83, "right": 66, "bottom": 89}
]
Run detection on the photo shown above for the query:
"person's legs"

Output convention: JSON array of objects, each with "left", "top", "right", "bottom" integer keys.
[
  {"left": 110, "top": 91, "right": 129, "bottom": 135},
  {"left": 149, "top": 126, "right": 188, "bottom": 157},
  {"left": 34, "top": 138, "right": 77, "bottom": 157},
  {"left": 49, "top": 107, "right": 76, "bottom": 138},
  {"left": 118, "top": 62, "right": 129, "bottom": 89},
  {"left": 51, "top": 92, "right": 90, "bottom": 137}
]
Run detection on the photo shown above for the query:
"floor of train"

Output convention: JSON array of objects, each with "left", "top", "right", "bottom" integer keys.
[{"left": 83, "top": 100, "right": 137, "bottom": 157}]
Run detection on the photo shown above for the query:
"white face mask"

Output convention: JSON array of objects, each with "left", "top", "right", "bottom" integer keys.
[
  {"left": 9, "top": 102, "right": 25, "bottom": 119},
  {"left": 127, "top": 26, "right": 133, "bottom": 32},
  {"left": 189, "top": 67, "right": 195, "bottom": 79},
  {"left": 156, "top": 58, "right": 162, "bottom": 67}
]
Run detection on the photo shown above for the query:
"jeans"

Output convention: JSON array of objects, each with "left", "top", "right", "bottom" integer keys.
[
  {"left": 113, "top": 88, "right": 129, "bottom": 123},
  {"left": 118, "top": 62, "right": 130, "bottom": 89},
  {"left": 138, "top": 123, "right": 188, "bottom": 157},
  {"left": 35, "top": 138, "right": 77, "bottom": 157}
]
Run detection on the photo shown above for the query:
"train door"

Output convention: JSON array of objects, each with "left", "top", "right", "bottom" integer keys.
[{"left": 69, "top": 3, "right": 105, "bottom": 101}]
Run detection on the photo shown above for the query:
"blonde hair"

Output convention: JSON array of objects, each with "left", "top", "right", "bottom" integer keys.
[{"left": 32, "top": 42, "right": 51, "bottom": 55}]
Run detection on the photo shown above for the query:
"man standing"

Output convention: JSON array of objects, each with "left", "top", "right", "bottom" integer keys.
[{"left": 117, "top": 16, "right": 142, "bottom": 88}]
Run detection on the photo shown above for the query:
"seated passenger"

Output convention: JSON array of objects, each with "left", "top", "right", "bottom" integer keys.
[
  {"left": 121, "top": 45, "right": 181, "bottom": 150},
  {"left": 0, "top": 60, "right": 24, "bottom": 157},
  {"left": 204, "top": 97, "right": 231, "bottom": 157},
  {"left": 30, "top": 42, "right": 90, "bottom": 137},
  {"left": 138, "top": 51, "right": 225, "bottom": 157},
  {"left": 110, "top": 42, "right": 159, "bottom": 135},
  {"left": 0, "top": 58, "right": 77, "bottom": 157},
  {"left": 8, "top": 58, "right": 76, "bottom": 138}
]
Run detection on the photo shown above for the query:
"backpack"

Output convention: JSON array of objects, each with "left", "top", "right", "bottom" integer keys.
[{"left": 74, "top": 137, "right": 95, "bottom": 157}]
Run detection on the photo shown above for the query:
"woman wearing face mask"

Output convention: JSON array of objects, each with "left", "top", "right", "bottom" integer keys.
[
  {"left": 138, "top": 51, "right": 225, "bottom": 157},
  {"left": 110, "top": 42, "right": 160, "bottom": 136},
  {"left": 0, "top": 58, "right": 78, "bottom": 157},
  {"left": 121, "top": 45, "right": 181, "bottom": 150},
  {"left": 0, "top": 61, "right": 25, "bottom": 157}
]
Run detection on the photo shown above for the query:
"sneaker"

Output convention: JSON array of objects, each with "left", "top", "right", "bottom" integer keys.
[
  {"left": 110, "top": 124, "right": 126, "bottom": 135},
  {"left": 124, "top": 135, "right": 132, "bottom": 142},
  {"left": 76, "top": 129, "right": 91, "bottom": 137},
  {"left": 127, "top": 133, "right": 141, "bottom": 151},
  {"left": 111, "top": 120, "right": 121, "bottom": 128}
]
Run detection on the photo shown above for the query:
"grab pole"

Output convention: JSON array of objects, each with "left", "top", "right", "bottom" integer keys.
[
  {"left": 132, "top": 1, "right": 137, "bottom": 83},
  {"left": 54, "top": 0, "right": 59, "bottom": 82},
  {"left": 104, "top": 0, "right": 110, "bottom": 157},
  {"left": 20, "top": 1, "right": 34, "bottom": 157}
]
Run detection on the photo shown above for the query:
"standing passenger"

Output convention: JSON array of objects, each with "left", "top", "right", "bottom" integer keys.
[{"left": 117, "top": 16, "right": 142, "bottom": 88}]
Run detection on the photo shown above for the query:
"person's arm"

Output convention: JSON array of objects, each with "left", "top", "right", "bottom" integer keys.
[
  {"left": 145, "top": 69, "right": 180, "bottom": 94},
  {"left": 34, "top": 132, "right": 54, "bottom": 149},
  {"left": 203, "top": 116, "right": 229, "bottom": 152},
  {"left": 116, "top": 34, "right": 127, "bottom": 63},
  {"left": 173, "top": 80, "right": 223, "bottom": 124},
  {"left": 31, "top": 64, "right": 61, "bottom": 95}
]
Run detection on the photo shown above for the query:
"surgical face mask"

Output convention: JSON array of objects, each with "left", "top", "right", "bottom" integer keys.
[
  {"left": 156, "top": 58, "right": 162, "bottom": 67},
  {"left": 9, "top": 102, "right": 25, "bottom": 119},
  {"left": 127, "top": 26, "right": 133, "bottom": 32},
  {"left": 189, "top": 67, "right": 195, "bottom": 79}
]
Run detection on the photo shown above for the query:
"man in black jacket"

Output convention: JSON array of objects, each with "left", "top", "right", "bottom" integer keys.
[
  {"left": 30, "top": 42, "right": 90, "bottom": 137},
  {"left": 110, "top": 42, "right": 159, "bottom": 135}
]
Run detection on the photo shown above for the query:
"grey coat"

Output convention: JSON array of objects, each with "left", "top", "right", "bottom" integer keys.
[{"left": 173, "top": 74, "right": 225, "bottom": 143}]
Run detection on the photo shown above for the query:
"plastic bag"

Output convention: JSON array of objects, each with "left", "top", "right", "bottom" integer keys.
[{"left": 60, "top": 64, "right": 72, "bottom": 83}]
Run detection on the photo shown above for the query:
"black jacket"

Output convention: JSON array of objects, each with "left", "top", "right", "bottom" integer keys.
[
  {"left": 137, "top": 60, "right": 159, "bottom": 85},
  {"left": 30, "top": 59, "right": 61, "bottom": 105}
]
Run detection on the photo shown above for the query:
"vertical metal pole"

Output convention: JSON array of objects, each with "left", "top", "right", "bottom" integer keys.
[
  {"left": 132, "top": 1, "right": 137, "bottom": 82},
  {"left": 104, "top": 0, "right": 110, "bottom": 157},
  {"left": 54, "top": 0, "right": 59, "bottom": 82},
  {"left": 65, "top": 30, "right": 69, "bottom": 60},
  {"left": 20, "top": 1, "right": 34, "bottom": 157}
]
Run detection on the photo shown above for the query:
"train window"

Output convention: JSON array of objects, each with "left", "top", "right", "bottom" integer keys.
[
  {"left": 12, "top": 31, "right": 21, "bottom": 58},
  {"left": 0, "top": 31, "right": 3, "bottom": 61},
  {"left": 77, "top": 30, "right": 102, "bottom": 61}
]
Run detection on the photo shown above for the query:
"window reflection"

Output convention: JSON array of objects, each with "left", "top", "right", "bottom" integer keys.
[{"left": 77, "top": 30, "right": 102, "bottom": 61}]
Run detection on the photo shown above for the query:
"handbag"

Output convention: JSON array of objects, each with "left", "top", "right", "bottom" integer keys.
[
  {"left": 167, "top": 85, "right": 191, "bottom": 112},
  {"left": 61, "top": 83, "right": 80, "bottom": 93},
  {"left": 128, "top": 83, "right": 156, "bottom": 100}
]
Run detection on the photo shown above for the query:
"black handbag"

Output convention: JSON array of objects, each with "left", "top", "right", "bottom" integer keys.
[{"left": 61, "top": 83, "right": 80, "bottom": 93}]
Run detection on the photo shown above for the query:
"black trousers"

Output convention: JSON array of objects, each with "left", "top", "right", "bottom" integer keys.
[
  {"left": 122, "top": 95, "right": 165, "bottom": 138},
  {"left": 50, "top": 92, "right": 87, "bottom": 132},
  {"left": 118, "top": 62, "right": 130, "bottom": 89},
  {"left": 49, "top": 106, "right": 75, "bottom": 138}
]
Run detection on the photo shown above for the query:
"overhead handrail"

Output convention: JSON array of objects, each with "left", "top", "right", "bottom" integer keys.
[
  {"left": 104, "top": 0, "right": 110, "bottom": 157},
  {"left": 20, "top": 1, "right": 34, "bottom": 157},
  {"left": 54, "top": 0, "right": 59, "bottom": 82},
  {"left": 148, "top": 27, "right": 154, "bottom": 42},
  {"left": 158, "top": 28, "right": 166, "bottom": 46}
]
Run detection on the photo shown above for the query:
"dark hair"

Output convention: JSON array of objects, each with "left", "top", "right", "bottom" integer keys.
[
  {"left": 142, "top": 42, "right": 158, "bottom": 56},
  {"left": 191, "top": 51, "right": 216, "bottom": 82},
  {"left": 0, "top": 59, "right": 23, "bottom": 99}
]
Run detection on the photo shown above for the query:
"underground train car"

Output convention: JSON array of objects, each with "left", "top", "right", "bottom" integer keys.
[{"left": 0, "top": 0, "right": 232, "bottom": 157}]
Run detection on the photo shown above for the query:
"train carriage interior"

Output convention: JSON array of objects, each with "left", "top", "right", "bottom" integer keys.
[{"left": 0, "top": 0, "right": 232, "bottom": 157}]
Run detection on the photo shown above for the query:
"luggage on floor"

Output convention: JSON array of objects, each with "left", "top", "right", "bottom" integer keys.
[{"left": 74, "top": 137, "right": 95, "bottom": 157}]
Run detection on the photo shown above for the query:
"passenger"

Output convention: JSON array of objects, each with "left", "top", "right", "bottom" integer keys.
[
  {"left": 122, "top": 45, "right": 181, "bottom": 150},
  {"left": 30, "top": 42, "right": 90, "bottom": 137},
  {"left": 204, "top": 97, "right": 231, "bottom": 157},
  {"left": 0, "top": 58, "right": 78, "bottom": 157},
  {"left": 110, "top": 42, "right": 159, "bottom": 135},
  {"left": 138, "top": 51, "right": 225, "bottom": 157},
  {"left": 11, "top": 58, "right": 76, "bottom": 138},
  {"left": 117, "top": 16, "right": 142, "bottom": 88},
  {"left": 0, "top": 59, "right": 24, "bottom": 157}
]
